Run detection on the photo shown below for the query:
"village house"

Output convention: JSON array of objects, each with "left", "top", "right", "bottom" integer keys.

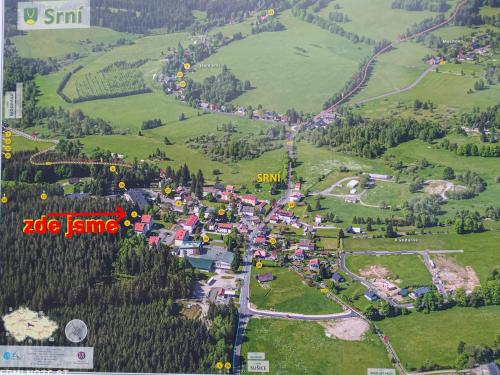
[
  {"left": 241, "top": 194, "right": 258, "bottom": 206},
  {"left": 183, "top": 214, "right": 199, "bottom": 232},
  {"left": 254, "top": 236, "right": 267, "bottom": 245},
  {"left": 331, "top": 273, "right": 344, "bottom": 282},
  {"left": 255, "top": 272, "right": 274, "bottom": 283},
  {"left": 174, "top": 229, "right": 190, "bottom": 246},
  {"left": 216, "top": 223, "right": 233, "bottom": 234},
  {"left": 239, "top": 205, "right": 255, "bottom": 217},
  {"left": 276, "top": 209, "right": 294, "bottom": 224},
  {"left": 124, "top": 189, "right": 148, "bottom": 211},
  {"left": 289, "top": 192, "right": 303, "bottom": 202},
  {"left": 309, "top": 258, "right": 320, "bottom": 270},
  {"left": 299, "top": 239, "right": 315, "bottom": 251},
  {"left": 315, "top": 215, "right": 322, "bottom": 226},
  {"left": 177, "top": 241, "right": 203, "bottom": 257},
  {"left": 148, "top": 236, "right": 160, "bottom": 248},
  {"left": 253, "top": 249, "right": 267, "bottom": 259},
  {"left": 346, "top": 226, "right": 362, "bottom": 234},
  {"left": 293, "top": 249, "right": 305, "bottom": 261},
  {"left": 365, "top": 290, "right": 379, "bottom": 301}
]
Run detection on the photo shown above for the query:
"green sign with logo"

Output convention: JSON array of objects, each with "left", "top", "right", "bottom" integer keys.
[{"left": 18, "top": 1, "right": 90, "bottom": 30}]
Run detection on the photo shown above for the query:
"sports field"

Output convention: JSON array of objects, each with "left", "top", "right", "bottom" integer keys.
[{"left": 241, "top": 318, "right": 393, "bottom": 375}]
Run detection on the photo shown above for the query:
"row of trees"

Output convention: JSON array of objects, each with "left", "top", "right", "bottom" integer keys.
[{"left": 391, "top": 0, "right": 449, "bottom": 12}]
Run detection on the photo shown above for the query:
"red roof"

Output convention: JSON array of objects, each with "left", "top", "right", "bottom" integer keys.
[
  {"left": 185, "top": 214, "right": 198, "bottom": 227},
  {"left": 242, "top": 194, "right": 257, "bottom": 201},
  {"left": 218, "top": 223, "right": 233, "bottom": 229},
  {"left": 148, "top": 236, "right": 160, "bottom": 246},
  {"left": 134, "top": 223, "right": 146, "bottom": 232},
  {"left": 141, "top": 215, "right": 153, "bottom": 224},
  {"left": 255, "top": 236, "right": 266, "bottom": 244},
  {"left": 309, "top": 258, "right": 319, "bottom": 265},
  {"left": 294, "top": 249, "right": 304, "bottom": 256},
  {"left": 175, "top": 229, "right": 188, "bottom": 240}
]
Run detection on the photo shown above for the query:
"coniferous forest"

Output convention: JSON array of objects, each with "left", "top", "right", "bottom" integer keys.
[{"left": 0, "top": 184, "right": 237, "bottom": 372}]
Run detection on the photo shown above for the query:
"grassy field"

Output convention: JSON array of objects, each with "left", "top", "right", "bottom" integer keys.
[
  {"left": 250, "top": 264, "right": 343, "bottom": 314},
  {"left": 362, "top": 180, "right": 425, "bottom": 208},
  {"left": 241, "top": 318, "right": 393, "bottom": 375},
  {"left": 8, "top": 136, "right": 54, "bottom": 152},
  {"left": 344, "top": 229, "right": 500, "bottom": 282},
  {"left": 355, "top": 59, "right": 500, "bottom": 120},
  {"left": 378, "top": 306, "right": 500, "bottom": 370},
  {"left": 189, "top": 10, "right": 371, "bottom": 113},
  {"left": 352, "top": 42, "right": 434, "bottom": 102},
  {"left": 294, "top": 142, "right": 392, "bottom": 192},
  {"left": 316, "top": 0, "right": 439, "bottom": 42},
  {"left": 345, "top": 254, "right": 433, "bottom": 288},
  {"left": 387, "top": 139, "right": 500, "bottom": 219},
  {"left": 11, "top": 27, "right": 137, "bottom": 60}
]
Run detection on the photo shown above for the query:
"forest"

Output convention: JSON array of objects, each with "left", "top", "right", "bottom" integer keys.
[
  {"left": 391, "top": 0, "right": 449, "bottom": 12},
  {"left": 300, "top": 116, "right": 444, "bottom": 158},
  {"left": 0, "top": 184, "right": 237, "bottom": 372},
  {"left": 184, "top": 66, "right": 250, "bottom": 104}
]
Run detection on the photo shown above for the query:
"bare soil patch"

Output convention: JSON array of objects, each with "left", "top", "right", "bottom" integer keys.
[
  {"left": 425, "top": 180, "right": 465, "bottom": 199},
  {"left": 320, "top": 318, "right": 370, "bottom": 341},
  {"left": 359, "top": 265, "right": 389, "bottom": 279},
  {"left": 433, "top": 255, "right": 480, "bottom": 293}
]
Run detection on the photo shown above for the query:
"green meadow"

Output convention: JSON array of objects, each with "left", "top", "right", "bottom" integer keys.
[
  {"left": 345, "top": 254, "right": 433, "bottom": 288},
  {"left": 241, "top": 318, "right": 393, "bottom": 375},
  {"left": 378, "top": 306, "right": 500, "bottom": 370},
  {"left": 189, "top": 10, "right": 371, "bottom": 113},
  {"left": 11, "top": 27, "right": 136, "bottom": 60},
  {"left": 316, "top": 0, "right": 440, "bottom": 41},
  {"left": 250, "top": 264, "right": 343, "bottom": 314}
]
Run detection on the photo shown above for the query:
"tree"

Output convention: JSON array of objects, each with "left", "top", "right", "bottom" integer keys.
[
  {"left": 443, "top": 166, "right": 455, "bottom": 180},
  {"left": 454, "top": 288, "right": 468, "bottom": 307},
  {"left": 315, "top": 197, "right": 322, "bottom": 211},
  {"left": 164, "top": 136, "right": 172, "bottom": 145},
  {"left": 231, "top": 250, "right": 242, "bottom": 272},
  {"left": 338, "top": 229, "right": 345, "bottom": 239},
  {"left": 364, "top": 305, "right": 381, "bottom": 321},
  {"left": 385, "top": 224, "right": 397, "bottom": 238},
  {"left": 179, "top": 113, "right": 186, "bottom": 121}
]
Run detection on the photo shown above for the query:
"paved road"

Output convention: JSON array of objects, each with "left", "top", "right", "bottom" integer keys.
[{"left": 354, "top": 65, "right": 437, "bottom": 106}]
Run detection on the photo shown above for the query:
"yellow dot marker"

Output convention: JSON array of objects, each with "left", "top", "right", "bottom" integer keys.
[
  {"left": 175, "top": 200, "right": 182, "bottom": 207},
  {"left": 1, "top": 196, "right": 7, "bottom": 204},
  {"left": 164, "top": 187, "right": 172, "bottom": 194},
  {"left": 215, "top": 362, "right": 223, "bottom": 370},
  {"left": 131, "top": 211, "right": 138, "bottom": 218},
  {"left": 5, "top": 139, "right": 11, "bottom": 145},
  {"left": 179, "top": 80, "right": 187, "bottom": 88},
  {"left": 40, "top": 192, "right": 48, "bottom": 201},
  {"left": 5, "top": 131, "right": 12, "bottom": 138},
  {"left": 268, "top": 8, "right": 275, "bottom": 16},
  {"left": 288, "top": 201, "right": 295, "bottom": 209},
  {"left": 183, "top": 63, "right": 191, "bottom": 70},
  {"left": 118, "top": 181, "right": 126, "bottom": 189},
  {"left": 224, "top": 362, "right": 231, "bottom": 370},
  {"left": 256, "top": 262, "right": 263, "bottom": 269},
  {"left": 124, "top": 220, "right": 131, "bottom": 227},
  {"left": 5, "top": 153, "right": 11, "bottom": 160},
  {"left": 5, "top": 146, "right": 11, "bottom": 152},
  {"left": 203, "top": 235, "right": 210, "bottom": 243},
  {"left": 321, "top": 288, "right": 329, "bottom": 294},
  {"left": 269, "top": 237, "right": 277, "bottom": 245},
  {"left": 109, "top": 165, "right": 117, "bottom": 173},
  {"left": 176, "top": 71, "right": 184, "bottom": 79},
  {"left": 218, "top": 208, "right": 225, "bottom": 216}
]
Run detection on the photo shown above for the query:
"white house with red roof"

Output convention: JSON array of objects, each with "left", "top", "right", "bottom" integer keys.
[
  {"left": 309, "top": 258, "right": 320, "bottom": 270},
  {"left": 294, "top": 182, "right": 302, "bottom": 191},
  {"left": 299, "top": 239, "right": 315, "bottom": 251},
  {"left": 241, "top": 194, "right": 258, "bottom": 206},
  {"left": 141, "top": 214, "right": 154, "bottom": 233},
  {"left": 216, "top": 223, "right": 233, "bottom": 234},
  {"left": 174, "top": 229, "right": 190, "bottom": 246},
  {"left": 134, "top": 222, "right": 147, "bottom": 236},
  {"left": 183, "top": 214, "right": 199, "bottom": 232}
]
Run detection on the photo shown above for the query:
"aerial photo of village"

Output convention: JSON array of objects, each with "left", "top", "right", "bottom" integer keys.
[{"left": 0, "top": 0, "right": 499, "bottom": 374}]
